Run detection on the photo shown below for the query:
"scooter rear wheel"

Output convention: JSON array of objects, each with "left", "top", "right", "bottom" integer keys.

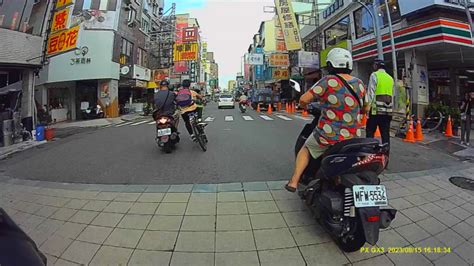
[{"left": 337, "top": 219, "right": 366, "bottom": 252}]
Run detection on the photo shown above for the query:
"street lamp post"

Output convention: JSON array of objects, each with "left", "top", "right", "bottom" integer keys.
[
  {"left": 353, "top": 0, "right": 383, "bottom": 60},
  {"left": 464, "top": 0, "right": 474, "bottom": 38},
  {"left": 383, "top": 0, "right": 399, "bottom": 109}
]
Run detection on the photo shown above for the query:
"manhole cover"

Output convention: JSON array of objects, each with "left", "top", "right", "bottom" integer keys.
[{"left": 449, "top": 176, "right": 474, "bottom": 191}]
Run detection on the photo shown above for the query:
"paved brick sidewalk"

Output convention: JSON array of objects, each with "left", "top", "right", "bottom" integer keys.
[{"left": 1, "top": 164, "right": 474, "bottom": 265}]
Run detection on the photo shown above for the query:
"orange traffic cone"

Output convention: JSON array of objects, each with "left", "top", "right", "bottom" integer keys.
[
  {"left": 302, "top": 110, "right": 308, "bottom": 117},
  {"left": 277, "top": 102, "right": 282, "bottom": 112},
  {"left": 268, "top": 104, "right": 272, "bottom": 115},
  {"left": 257, "top": 103, "right": 261, "bottom": 113},
  {"left": 445, "top": 115, "right": 453, "bottom": 137},
  {"left": 292, "top": 102, "right": 296, "bottom": 114},
  {"left": 415, "top": 118, "right": 424, "bottom": 141},
  {"left": 374, "top": 126, "right": 381, "bottom": 137},
  {"left": 285, "top": 103, "right": 289, "bottom": 113},
  {"left": 403, "top": 119, "right": 416, "bottom": 143}
]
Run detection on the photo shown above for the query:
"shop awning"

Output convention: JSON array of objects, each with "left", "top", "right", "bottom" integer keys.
[
  {"left": 0, "top": 81, "right": 23, "bottom": 96},
  {"left": 147, "top": 81, "right": 158, "bottom": 89}
]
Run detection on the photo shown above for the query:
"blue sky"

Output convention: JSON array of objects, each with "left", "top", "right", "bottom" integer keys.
[{"left": 165, "top": 0, "right": 274, "bottom": 88}]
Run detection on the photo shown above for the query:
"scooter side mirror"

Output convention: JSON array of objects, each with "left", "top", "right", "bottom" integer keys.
[{"left": 290, "top": 79, "right": 301, "bottom": 93}]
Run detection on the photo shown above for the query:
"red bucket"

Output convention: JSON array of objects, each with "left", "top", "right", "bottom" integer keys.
[{"left": 45, "top": 128, "right": 55, "bottom": 141}]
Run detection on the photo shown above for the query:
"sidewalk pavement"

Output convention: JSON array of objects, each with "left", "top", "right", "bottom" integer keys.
[{"left": 1, "top": 165, "right": 473, "bottom": 265}]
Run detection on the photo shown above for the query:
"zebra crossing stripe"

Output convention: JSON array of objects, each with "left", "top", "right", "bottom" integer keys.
[
  {"left": 294, "top": 116, "right": 312, "bottom": 121},
  {"left": 260, "top": 115, "right": 274, "bottom": 121},
  {"left": 225, "top": 116, "right": 234, "bottom": 121},
  {"left": 205, "top": 117, "right": 215, "bottom": 122},
  {"left": 131, "top": 120, "right": 149, "bottom": 126},
  {"left": 242, "top": 116, "right": 254, "bottom": 121},
  {"left": 276, "top": 115, "right": 292, "bottom": 121},
  {"left": 115, "top": 121, "right": 134, "bottom": 127}
]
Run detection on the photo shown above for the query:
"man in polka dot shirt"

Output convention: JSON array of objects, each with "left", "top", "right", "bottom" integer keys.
[{"left": 286, "top": 48, "right": 368, "bottom": 192}]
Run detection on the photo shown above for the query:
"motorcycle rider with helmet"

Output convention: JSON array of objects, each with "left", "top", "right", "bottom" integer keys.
[
  {"left": 285, "top": 48, "right": 368, "bottom": 192},
  {"left": 153, "top": 80, "right": 180, "bottom": 129}
]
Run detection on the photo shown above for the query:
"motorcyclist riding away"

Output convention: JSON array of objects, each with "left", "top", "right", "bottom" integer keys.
[
  {"left": 192, "top": 86, "right": 205, "bottom": 120},
  {"left": 176, "top": 79, "right": 205, "bottom": 141},
  {"left": 239, "top": 93, "right": 248, "bottom": 105},
  {"left": 285, "top": 48, "right": 368, "bottom": 192},
  {"left": 153, "top": 80, "right": 180, "bottom": 128}
]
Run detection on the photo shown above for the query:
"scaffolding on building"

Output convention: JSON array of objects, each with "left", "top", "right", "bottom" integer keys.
[{"left": 147, "top": 3, "right": 177, "bottom": 70}]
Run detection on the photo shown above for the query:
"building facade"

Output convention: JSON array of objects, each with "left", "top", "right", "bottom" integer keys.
[
  {"left": 36, "top": 0, "right": 164, "bottom": 121},
  {"left": 303, "top": 0, "right": 474, "bottom": 114}
]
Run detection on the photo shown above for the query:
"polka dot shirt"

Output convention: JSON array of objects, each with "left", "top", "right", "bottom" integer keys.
[{"left": 309, "top": 75, "right": 366, "bottom": 146}]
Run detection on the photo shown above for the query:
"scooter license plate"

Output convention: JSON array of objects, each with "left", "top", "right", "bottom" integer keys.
[
  {"left": 157, "top": 128, "right": 172, "bottom": 137},
  {"left": 352, "top": 185, "right": 388, "bottom": 208}
]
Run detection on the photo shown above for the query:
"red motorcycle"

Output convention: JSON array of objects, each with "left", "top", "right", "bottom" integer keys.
[{"left": 154, "top": 112, "right": 180, "bottom": 153}]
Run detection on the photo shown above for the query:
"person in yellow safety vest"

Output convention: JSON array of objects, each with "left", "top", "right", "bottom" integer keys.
[{"left": 365, "top": 59, "right": 394, "bottom": 150}]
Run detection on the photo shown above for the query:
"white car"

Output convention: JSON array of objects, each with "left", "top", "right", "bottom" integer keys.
[{"left": 218, "top": 94, "right": 235, "bottom": 109}]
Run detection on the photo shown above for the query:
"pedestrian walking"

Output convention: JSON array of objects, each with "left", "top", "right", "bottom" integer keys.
[
  {"left": 365, "top": 59, "right": 394, "bottom": 151},
  {"left": 460, "top": 91, "right": 473, "bottom": 146}
]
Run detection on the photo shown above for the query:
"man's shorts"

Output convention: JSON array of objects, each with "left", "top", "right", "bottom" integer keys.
[{"left": 304, "top": 135, "right": 328, "bottom": 159}]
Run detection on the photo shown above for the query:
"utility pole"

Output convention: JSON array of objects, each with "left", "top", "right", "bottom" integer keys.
[{"left": 384, "top": 0, "right": 398, "bottom": 109}]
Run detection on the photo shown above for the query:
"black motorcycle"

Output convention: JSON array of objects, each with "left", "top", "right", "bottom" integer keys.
[
  {"left": 295, "top": 104, "right": 396, "bottom": 252},
  {"left": 154, "top": 112, "right": 180, "bottom": 153},
  {"left": 82, "top": 105, "right": 104, "bottom": 120}
]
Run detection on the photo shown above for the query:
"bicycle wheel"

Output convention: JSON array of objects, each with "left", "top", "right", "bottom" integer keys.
[
  {"left": 192, "top": 120, "right": 207, "bottom": 152},
  {"left": 422, "top": 111, "right": 443, "bottom": 132}
]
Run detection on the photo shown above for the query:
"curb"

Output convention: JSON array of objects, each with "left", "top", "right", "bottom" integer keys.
[{"left": 0, "top": 140, "right": 48, "bottom": 160}]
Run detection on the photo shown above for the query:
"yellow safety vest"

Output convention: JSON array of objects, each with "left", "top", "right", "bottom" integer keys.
[{"left": 372, "top": 70, "right": 394, "bottom": 115}]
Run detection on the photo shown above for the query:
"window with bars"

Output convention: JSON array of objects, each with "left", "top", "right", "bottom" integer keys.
[
  {"left": 120, "top": 38, "right": 134, "bottom": 65},
  {"left": 73, "top": 0, "right": 118, "bottom": 12}
]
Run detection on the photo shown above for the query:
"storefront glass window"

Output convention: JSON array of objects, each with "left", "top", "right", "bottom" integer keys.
[
  {"left": 354, "top": 0, "right": 401, "bottom": 39},
  {"left": 324, "top": 16, "right": 349, "bottom": 46},
  {"left": 0, "top": 0, "right": 45, "bottom": 34}
]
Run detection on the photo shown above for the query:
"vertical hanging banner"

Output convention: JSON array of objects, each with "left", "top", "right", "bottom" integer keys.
[
  {"left": 175, "top": 14, "right": 189, "bottom": 45},
  {"left": 254, "top": 47, "right": 265, "bottom": 81},
  {"left": 46, "top": 0, "right": 80, "bottom": 57},
  {"left": 274, "top": 0, "right": 302, "bottom": 51}
]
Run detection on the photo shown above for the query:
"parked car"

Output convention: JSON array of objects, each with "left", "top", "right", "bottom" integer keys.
[{"left": 218, "top": 94, "right": 235, "bottom": 109}]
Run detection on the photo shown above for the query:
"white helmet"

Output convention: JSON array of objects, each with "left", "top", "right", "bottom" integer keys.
[{"left": 326, "top": 48, "right": 353, "bottom": 71}]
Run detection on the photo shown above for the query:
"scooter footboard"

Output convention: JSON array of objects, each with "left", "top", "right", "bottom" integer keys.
[{"left": 357, "top": 207, "right": 380, "bottom": 245}]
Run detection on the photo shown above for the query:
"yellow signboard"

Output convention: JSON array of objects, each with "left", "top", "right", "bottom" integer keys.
[
  {"left": 46, "top": 25, "right": 80, "bottom": 56},
  {"left": 173, "top": 43, "right": 198, "bottom": 61},
  {"left": 272, "top": 68, "right": 290, "bottom": 79},
  {"left": 56, "top": 0, "right": 74, "bottom": 9},
  {"left": 269, "top": 53, "right": 290, "bottom": 67},
  {"left": 51, "top": 6, "right": 71, "bottom": 33},
  {"left": 274, "top": 0, "right": 302, "bottom": 51}
]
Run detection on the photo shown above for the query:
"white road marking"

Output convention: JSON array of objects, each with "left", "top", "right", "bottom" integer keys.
[
  {"left": 131, "top": 120, "right": 149, "bottom": 126},
  {"left": 225, "top": 116, "right": 234, "bottom": 121},
  {"left": 276, "top": 115, "right": 292, "bottom": 121},
  {"left": 242, "top": 116, "right": 254, "bottom": 121},
  {"left": 293, "top": 116, "right": 312, "bottom": 121},
  {"left": 260, "top": 115, "right": 274, "bottom": 121},
  {"left": 115, "top": 122, "right": 133, "bottom": 127},
  {"left": 148, "top": 121, "right": 156, "bottom": 125},
  {"left": 205, "top": 117, "right": 215, "bottom": 122}
]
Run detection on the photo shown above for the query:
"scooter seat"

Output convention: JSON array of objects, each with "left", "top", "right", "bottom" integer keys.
[{"left": 322, "top": 138, "right": 380, "bottom": 157}]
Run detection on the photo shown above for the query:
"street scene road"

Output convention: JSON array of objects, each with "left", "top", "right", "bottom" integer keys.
[
  {"left": 2, "top": 0, "right": 474, "bottom": 265},
  {"left": 0, "top": 103, "right": 462, "bottom": 184}
]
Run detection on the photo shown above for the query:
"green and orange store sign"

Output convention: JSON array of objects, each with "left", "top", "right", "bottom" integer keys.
[{"left": 352, "top": 19, "right": 473, "bottom": 61}]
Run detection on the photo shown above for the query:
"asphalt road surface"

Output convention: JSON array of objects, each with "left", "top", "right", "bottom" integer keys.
[{"left": 0, "top": 103, "right": 465, "bottom": 184}]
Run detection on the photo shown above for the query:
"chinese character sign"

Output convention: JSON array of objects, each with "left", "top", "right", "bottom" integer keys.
[
  {"left": 272, "top": 68, "right": 289, "bottom": 79},
  {"left": 173, "top": 43, "right": 198, "bottom": 61},
  {"left": 56, "top": 0, "right": 74, "bottom": 9},
  {"left": 182, "top": 27, "right": 199, "bottom": 43},
  {"left": 247, "top": 54, "right": 264, "bottom": 65},
  {"left": 46, "top": 25, "right": 80, "bottom": 56},
  {"left": 269, "top": 53, "right": 290, "bottom": 67},
  {"left": 51, "top": 7, "right": 71, "bottom": 33},
  {"left": 274, "top": 0, "right": 302, "bottom": 51}
]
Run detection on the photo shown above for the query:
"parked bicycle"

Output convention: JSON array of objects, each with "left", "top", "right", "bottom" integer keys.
[
  {"left": 396, "top": 110, "right": 444, "bottom": 137},
  {"left": 189, "top": 112, "right": 208, "bottom": 152}
]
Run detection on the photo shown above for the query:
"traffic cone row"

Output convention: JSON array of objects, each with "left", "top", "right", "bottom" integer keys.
[
  {"left": 267, "top": 104, "right": 272, "bottom": 115},
  {"left": 415, "top": 118, "right": 424, "bottom": 141},
  {"left": 403, "top": 118, "right": 416, "bottom": 143},
  {"left": 445, "top": 115, "right": 453, "bottom": 138}
]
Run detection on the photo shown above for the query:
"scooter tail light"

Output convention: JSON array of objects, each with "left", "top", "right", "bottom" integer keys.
[
  {"left": 352, "top": 154, "right": 386, "bottom": 167},
  {"left": 367, "top": 215, "right": 380, "bottom": 222}
]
